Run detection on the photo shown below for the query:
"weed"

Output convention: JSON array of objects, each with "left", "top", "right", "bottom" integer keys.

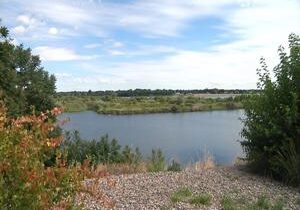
[
  {"left": 189, "top": 193, "right": 212, "bottom": 206},
  {"left": 272, "top": 199, "right": 284, "bottom": 210},
  {"left": 221, "top": 196, "right": 236, "bottom": 210},
  {"left": 246, "top": 195, "right": 279, "bottom": 210},
  {"left": 170, "top": 187, "right": 192, "bottom": 203},
  {"left": 256, "top": 195, "right": 271, "bottom": 209},
  {"left": 167, "top": 160, "right": 181, "bottom": 172},
  {"left": 147, "top": 149, "right": 165, "bottom": 172}
]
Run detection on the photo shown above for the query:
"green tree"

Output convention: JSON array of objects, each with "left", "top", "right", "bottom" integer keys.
[
  {"left": 241, "top": 34, "right": 300, "bottom": 186},
  {"left": 0, "top": 24, "right": 56, "bottom": 117}
]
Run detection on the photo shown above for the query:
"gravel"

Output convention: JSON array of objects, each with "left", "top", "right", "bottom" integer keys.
[{"left": 77, "top": 166, "right": 300, "bottom": 210}]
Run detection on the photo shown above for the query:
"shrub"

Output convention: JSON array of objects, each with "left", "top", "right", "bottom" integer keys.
[
  {"left": 147, "top": 149, "right": 165, "bottom": 172},
  {"left": 122, "top": 145, "right": 142, "bottom": 165},
  {"left": 241, "top": 34, "right": 300, "bottom": 186},
  {"left": 63, "top": 132, "right": 143, "bottom": 166},
  {"left": 0, "top": 104, "right": 90, "bottom": 209},
  {"left": 167, "top": 160, "right": 181, "bottom": 172}
]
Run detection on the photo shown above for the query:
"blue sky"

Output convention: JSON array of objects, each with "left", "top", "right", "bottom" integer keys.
[{"left": 1, "top": 0, "right": 300, "bottom": 91}]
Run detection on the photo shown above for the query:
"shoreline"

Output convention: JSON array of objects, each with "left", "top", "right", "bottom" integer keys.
[{"left": 61, "top": 107, "right": 244, "bottom": 116}]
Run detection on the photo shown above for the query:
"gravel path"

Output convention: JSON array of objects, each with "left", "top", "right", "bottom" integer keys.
[{"left": 78, "top": 167, "right": 300, "bottom": 210}]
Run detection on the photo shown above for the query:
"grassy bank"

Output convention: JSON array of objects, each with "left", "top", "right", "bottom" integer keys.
[{"left": 55, "top": 94, "right": 244, "bottom": 114}]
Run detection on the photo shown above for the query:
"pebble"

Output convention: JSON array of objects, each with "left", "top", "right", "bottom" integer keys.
[{"left": 77, "top": 166, "right": 300, "bottom": 210}]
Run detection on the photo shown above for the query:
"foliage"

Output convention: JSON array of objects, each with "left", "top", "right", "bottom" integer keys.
[
  {"left": 221, "top": 196, "right": 236, "bottom": 210},
  {"left": 170, "top": 187, "right": 192, "bottom": 203},
  {"left": 188, "top": 193, "right": 212, "bottom": 206},
  {"left": 247, "top": 196, "right": 284, "bottom": 210},
  {"left": 147, "top": 149, "right": 165, "bottom": 172},
  {"left": 167, "top": 160, "right": 181, "bottom": 172},
  {"left": 221, "top": 195, "right": 284, "bottom": 210},
  {"left": 56, "top": 94, "right": 243, "bottom": 114},
  {"left": 241, "top": 33, "right": 300, "bottom": 186},
  {"left": 62, "top": 131, "right": 142, "bottom": 166},
  {"left": 0, "top": 25, "right": 56, "bottom": 117},
  {"left": 62, "top": 131, "right": 168, "bottom": 172},
  {"left": 121, "top": 145, "right": 142, "bottom": 165},
  {"left": 0, "top": 104, "right": 92, "bottom": 209},
  {"left": 170, "top": 188, "right": 212, "bottom": 207}
]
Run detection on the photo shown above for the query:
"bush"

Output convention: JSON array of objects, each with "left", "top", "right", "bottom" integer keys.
[
  {"left": 167, "top": 160, "right": 181, "bottom": 172},
  {"left": 63, "top": 132, "right": 142, "bottom": 166},
  {"left": 147, "top": 149, "right": 165, "bottom": 172},
  {"left": 241, "top": 34, "right": 300, "bottom": 186},
  {"left": 0, "top": 104, "right": 88, "bottom": 209}
]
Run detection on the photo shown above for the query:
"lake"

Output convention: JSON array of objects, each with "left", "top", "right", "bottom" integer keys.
[{"left": 58, "top": 110, "right": 244, "bottom": 165}]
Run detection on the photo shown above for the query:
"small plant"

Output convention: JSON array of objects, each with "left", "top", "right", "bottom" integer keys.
[
  {"left": 147, "top": 149, "right": 165, "bottom": 172},
  {"left": 189, "top": 193, "right": 212, "bottom": 206},
  {"left": 272, "top": 199, "right": 284, "bottom": 210},
  {"left": 221, "top": 196, "right": 236, "bottom": 210},
  {"left": 246, "top": 195, "right": 272, "bottom": 210},
  {"left": 167, "top": 160, "right": 181, "bottom": 172},
  {"left": 170, "top": 187, "right": 192, "bottom": 203},
  {"left": 256, "top": 195, "right": 271, "bottom": 209}
]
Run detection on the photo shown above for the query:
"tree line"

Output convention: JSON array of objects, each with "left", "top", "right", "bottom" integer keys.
[{"left": 57, "top": 88, "right": 259, "bottom": 97}]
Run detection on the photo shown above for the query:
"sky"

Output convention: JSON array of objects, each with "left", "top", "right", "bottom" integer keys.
[{"left": 1, "top": 0, "right": 300, "bottom": 91}]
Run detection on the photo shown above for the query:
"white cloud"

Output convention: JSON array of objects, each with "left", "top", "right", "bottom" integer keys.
[
  {"left": 2, "top": 0, "right": 300, "bottom": 90},
  {"left": 125, "top": 45, "right": 178, "bottom": 56},
  {"left": 84, "top": 43, "right": 102, "bottom": 49},
  {"left": 33, "top": 46, "right": 99, "bottom": 61},
  {"left": 107, "top": 49, "right": 125, "bottom": 56},
  {"left": 112, "top": 41, "right": 123, "bottom": 48},
  {"left": 48, "top": 27, "right": 59, "bottom": 35},
  {"left": 16, "top": 15, "right": 37, "bottom": 26},
  {"left": 2, "top": 0, "right": 232, "bottom": 37},
  {"left": 4, "top": 0, "right": 300, "bottom": 39},
  {"left": 55, "top": 73, "right": 117, "bottom": 91},
  {"left": 12, "top": 25, "right": 26, "bottom": 34}
]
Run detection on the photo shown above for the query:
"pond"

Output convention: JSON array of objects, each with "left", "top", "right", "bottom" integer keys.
[{"left": 59, "top": 110, "right": 244, "bottom": 165}]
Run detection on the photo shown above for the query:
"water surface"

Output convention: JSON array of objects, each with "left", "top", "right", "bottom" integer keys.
[{"left": 59, "top": 110, "right": 244, "bottom": 165}]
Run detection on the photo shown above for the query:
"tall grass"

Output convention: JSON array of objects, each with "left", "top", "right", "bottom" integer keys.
[
  {"left": 274, "top": 140, "right": 300, "bottom": 186},
  {"left": 61, "top": 131, "right": 173, "bottom": 173}
]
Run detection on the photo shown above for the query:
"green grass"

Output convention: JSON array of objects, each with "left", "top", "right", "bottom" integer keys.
[
  {"left": 167, "top": 160, "right": 181, "bottom": 172},
  {"left": 247, "top": 196, "right": 283, "bottom": 210},
  {"left": 55, "top": 95, "right": 243, "bottom": 114},
  {"left": 169, "top": 191, "right": 286, "bottom": 209},
  {"left": 189, "top": 193, "right": 212, "bottom": 206},
  {"left": 272, "top": 200, "right": 284, "bottom": 210},
  {"left": 220, "top": 194, "right": 285, "bottom": 210},
  {"left": 170, "top": 187, "right": 193, "bottom": 203},
  {"left": 221, "top": 196, "right": 237, "bottom": 210},
  {"left": 170, "top": 188, "right": 212, "bottom": 207}
]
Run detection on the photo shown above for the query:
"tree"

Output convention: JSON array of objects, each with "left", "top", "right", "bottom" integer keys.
[
  {"left": 241, "top": 34, "right": 300, "bottom": 186},
  {"left": 0, "top": 24, "right": 56, "bottom": 117}
]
